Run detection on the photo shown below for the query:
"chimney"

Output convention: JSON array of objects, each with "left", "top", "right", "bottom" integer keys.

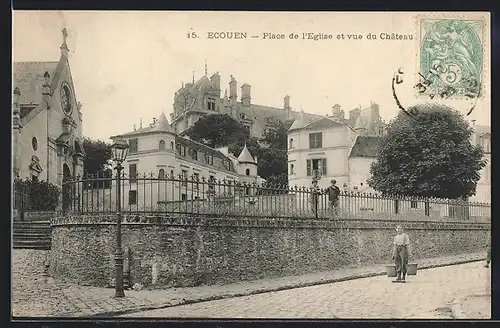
[
  {"left": 284, "top": 95, "right": 291, "bottom": 110},
  {"left": 229, "top": 75, "right": 237, "bottom": 106},
  {"left": 241, "top": 83, "right": 251, "bottom": 107},
  {"left": 210, "top": 72, "right": 221, "bottom": 97}
]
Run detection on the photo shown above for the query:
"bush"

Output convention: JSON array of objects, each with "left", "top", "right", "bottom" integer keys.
[{"left": 14, "top": 178, "right": 61, "bottom": 211}]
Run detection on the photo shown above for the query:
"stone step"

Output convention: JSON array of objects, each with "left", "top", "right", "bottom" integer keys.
[
  {"left": 12, "top": 234, "right": 51, "bottom": 241},
  {"left": 13, "top": 240, "right": 51, "bottom": 250},
  {"left": 13, "top": 227, "right": 52, "bottom": 233}
]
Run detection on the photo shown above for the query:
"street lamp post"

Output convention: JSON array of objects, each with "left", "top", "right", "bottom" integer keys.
[{"left": 110, "top": 138, "right": 129, "bottom": 298}]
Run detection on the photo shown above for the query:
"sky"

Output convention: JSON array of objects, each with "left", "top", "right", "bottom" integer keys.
[{"left": 13, "top": 11, "right": 491, "bottom": 142}]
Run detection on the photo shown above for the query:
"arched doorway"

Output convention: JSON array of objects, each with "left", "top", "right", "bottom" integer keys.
[{"left": 62, "top": 164, "right": 72, "bottom": 213}]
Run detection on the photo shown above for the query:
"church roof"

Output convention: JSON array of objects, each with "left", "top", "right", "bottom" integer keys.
[
  {"left": 13, "top": 61, "right": 59, "bottom": 105},
  {"left": 349, "top": 136, "right": 381, "bottom": 158},
  {"left": 237, "top": 144, "right": 256, "bottom": 164}
]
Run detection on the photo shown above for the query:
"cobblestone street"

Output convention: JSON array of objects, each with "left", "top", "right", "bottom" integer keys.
[
  {"left": 12, "top": 249, "right": 490, "bottom": 319},
  {"left": 122, "top": 261, "right": 491, "bottom": 319}
]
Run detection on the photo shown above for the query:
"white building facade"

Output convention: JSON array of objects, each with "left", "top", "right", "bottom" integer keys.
[{"left": 108, "top": 113, "right": 260, "bottom": 209}]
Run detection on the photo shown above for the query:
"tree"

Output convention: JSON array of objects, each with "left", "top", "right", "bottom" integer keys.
[
  {"left": 14, "top": 178, "right": 60, "bottom": 211},
  {"left": 368, "top": 104, "right": 486, "bottom": 199},
  {"left": 82, "top": 137, "right": 113, "bottom": 188},
  {"left": 185, "top": 114, "right": 291, "bottom": 183},
  {"left": 184, "top": 114, "right": 251, "bottom": 148}
]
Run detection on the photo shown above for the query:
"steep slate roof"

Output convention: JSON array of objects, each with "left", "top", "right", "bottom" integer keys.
[
  {"left": 349, "top": 136, "right": 381, "bottom": 158},
  {"left": 237, "top": 144, "right": 256, "bottom": 164},
  {"left": 117, "top": 113, "right": 174, "bottom": 138},
  {"left": 151, "top": 112, "right": 173, "bottom": 132},
  {"left": 13, "top": 61, "right": 59, "bottom": 105}
]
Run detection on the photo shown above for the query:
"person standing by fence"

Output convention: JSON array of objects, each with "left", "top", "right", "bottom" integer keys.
[
  {"left": 310, "top": 179, "right": 320, "bottom": 217},
  {"left": 391, "top": 225, "right": 411, "bottom": 283},
  {"left": 326, "top": 179, "right": 340, "bottom": 217}
]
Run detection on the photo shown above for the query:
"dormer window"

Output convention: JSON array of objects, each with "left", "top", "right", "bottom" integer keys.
[
  {"left": 204, "top": 154, "right": 213, "bottom": 165},
  {"left": 207, "top": 97, "right": 216, "bottom": 111},
  {"left": 240, "top": 113, "right": 246, "bottom": 120}
]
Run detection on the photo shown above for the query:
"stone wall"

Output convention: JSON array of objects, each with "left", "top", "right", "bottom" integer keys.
[{"left": 49, "top": 214, "right": 490, "bottom": 289}]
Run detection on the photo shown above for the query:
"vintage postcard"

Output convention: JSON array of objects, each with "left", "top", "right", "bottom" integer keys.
[{"left": 12, "top": 11, "right": 491, "bottom": 320}]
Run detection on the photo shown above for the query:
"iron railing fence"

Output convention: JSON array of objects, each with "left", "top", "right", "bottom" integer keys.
[{"left": 60, "top": 172, "right": 491, "bottom": 222}]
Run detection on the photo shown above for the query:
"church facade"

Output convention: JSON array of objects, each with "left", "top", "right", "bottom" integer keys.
[{"left": 12, "top": 29, "right": 85, "bottom": 187}]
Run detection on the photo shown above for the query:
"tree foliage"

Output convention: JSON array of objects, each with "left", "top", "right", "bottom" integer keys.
[
  {"left": 368, "top": 104, "right": 486, "bottom": 199},
  {"left": 14, "top": 178, "right": 60, "bottom": 211},
  {"left": 185, "top": 114, "right": 290, "bottom": 182},
  {"left": 82, "top": 137, "right": 113, "bottom": 188}
]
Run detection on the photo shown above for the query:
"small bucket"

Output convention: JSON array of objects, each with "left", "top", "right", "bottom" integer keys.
[
  {"left": 407, "top": 263, "right": 418, "bottom": 275},
  {"left": 386, "top": 265, "right": 396, "bottom": 277}
]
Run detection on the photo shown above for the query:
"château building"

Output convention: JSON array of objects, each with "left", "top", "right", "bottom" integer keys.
[
  {"left": 169, "top": 68, "right": 321, "bottom": 139},
  {"left": 12, "top": 29, "right": 85, "bottom": 187}
]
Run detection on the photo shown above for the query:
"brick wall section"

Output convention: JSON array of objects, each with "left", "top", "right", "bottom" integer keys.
[{"left": 49, "top": 215, "right": 490, "bottom": 288}]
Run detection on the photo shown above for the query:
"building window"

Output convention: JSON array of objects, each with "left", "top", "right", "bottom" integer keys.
[
  {"left": 170, "top": 169, "right": 174, "bottom": 179},
  {"left": 289, "top": 138, "right": 294, "bottom": 149},
  {"left": 193, "top": 172, "right": 200, "bottom": 189},
  {"left": 309, "top": 133, "right": 323, "bottom": 149},
  {"left": 129, "top": 190, "right": 137, "bottom": 205},
  {"left": 246, "top": 168, "right": 250, "bottom": 176},
  {"left": 129, "top": 163, "right": 137, "bottom": 182},
  {"left": 190, "top": 149, "right": 198, "bottom": 160},
  {"left": 31, "top": 175, "right": 38, "bottom": 182},
  {"left": 159, "top": 140, "right": 165, "bottom": 150},
  {"left": 204, "top": 154, "right": 213, "bottom": 165},
  {"left": 158, "top": 169, "right": 165, "bottom": 178},
  {"left": 306, "top": 158, "right": 327, "bottom": 176},
  {"left": 170, "top": 141, "right": 174, "bottom": 150},
  {"left": 240, "top": 113, "right": 246, "bottom": 120},
  {"left": 207, "top": 98, "right": 216, "bottom": 111},
  {"left": 32, "top": 137, "right": 38, "bottom": 151},
  {"left": 177, "top": 144, "right": 186, "bottom": 156},
  {"left": 410, "top": 201, "right": 418, "bottom": 209},
  {"left": 483, "top": 137, "right": 490, "bottom": 153},
  {"left": 290, "top": 164, "right": 294, "bottom": 175},
  {"left": 129, "top": 139, "right": 138, "bottom": 153},
  {"left": 181, "top": 169, "right": 188, "bottom": 186}
]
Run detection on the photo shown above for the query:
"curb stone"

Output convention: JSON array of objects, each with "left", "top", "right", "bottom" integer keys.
[{"left": 90, "top": 255, "right": 484, "bottom": 317}]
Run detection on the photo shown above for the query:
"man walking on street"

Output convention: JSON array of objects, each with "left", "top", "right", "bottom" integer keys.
[
  {"left": 326, "top": 179, "right": 341, "bottom": 217},
  {"left": 392, "top": 225, "right": 411, "bottom": 283}
]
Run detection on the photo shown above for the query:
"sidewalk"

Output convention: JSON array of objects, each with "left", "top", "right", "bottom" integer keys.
[
  {"left": 451, "top": 263, "right": 491, "bottom": 319},
  {"left": 12, "top": 250, "right": 486, "bottom": 318}
]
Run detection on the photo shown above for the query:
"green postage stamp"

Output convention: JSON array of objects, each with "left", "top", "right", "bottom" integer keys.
[{"left": 416, "top": 14, "right": 487, "bottom": 100}]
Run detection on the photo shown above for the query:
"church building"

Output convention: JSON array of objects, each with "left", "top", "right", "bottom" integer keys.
[{"left": 12, "top": 29, "right": 85, "bottom": 187}]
